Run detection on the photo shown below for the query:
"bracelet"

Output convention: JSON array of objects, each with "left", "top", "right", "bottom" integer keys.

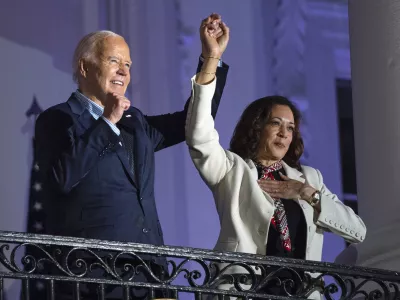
[
  {"left": 205, "top": 56, "right": 221, "bottom": 60},
  {"left": 200, "top": 70, "right": 216, "bottom": 75}
]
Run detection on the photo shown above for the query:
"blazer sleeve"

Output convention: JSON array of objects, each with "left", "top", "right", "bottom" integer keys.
[
  {"left": 185, "top": 75, "right": 235, "bottom": 188},
  {"left": 304, "top": 166, "right": 367, "bottom": 243},
  {"left": 144, "top": 58, "right": 229, "bottom": 152},
  {"left": 35, "top": 109, "right": 120, "bottom": 194}
]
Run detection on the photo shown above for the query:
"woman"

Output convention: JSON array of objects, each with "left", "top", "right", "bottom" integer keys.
[{"left": 187, "top": 18, "right": 366, "bottom": 299}]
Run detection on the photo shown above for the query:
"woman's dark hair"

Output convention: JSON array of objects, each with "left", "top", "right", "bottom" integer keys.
[{"left": 229, "top": 96, "right": 304, "bottom": 170}]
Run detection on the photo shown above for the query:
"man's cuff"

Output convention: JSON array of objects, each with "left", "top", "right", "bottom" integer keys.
[
  {"left": 101, "top": 116, "right": 120, "bottom": 136},
  {"left": 199, "top": 55, "right": 223, "bottom": 67}
]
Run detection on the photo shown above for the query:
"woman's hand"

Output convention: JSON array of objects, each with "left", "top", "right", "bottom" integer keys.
[
  {"left": 258, "top": 172, "right": 317, "bottom": 201},
  {"left": 200, "top": 13, "right": 230, "bottom": 58},
  {"left": 196, "top": 13, "right": 229, "bottom": 85}
]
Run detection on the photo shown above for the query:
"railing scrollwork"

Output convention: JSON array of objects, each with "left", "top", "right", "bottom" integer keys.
[{"left": 0, "top": 231, "right": 399, "bottom": 299}]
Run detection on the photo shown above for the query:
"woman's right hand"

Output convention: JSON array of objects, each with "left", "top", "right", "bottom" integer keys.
[
  {"left": 196, "top": 14, "right": 229, "bottom": 85},
  {"left": 200, "top": 14, "right": 230, "bottom": 59}
]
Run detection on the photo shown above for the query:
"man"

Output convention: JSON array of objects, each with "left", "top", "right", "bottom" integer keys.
[{"left": 34, "top": 14, "right": 229, "bottom": 299}]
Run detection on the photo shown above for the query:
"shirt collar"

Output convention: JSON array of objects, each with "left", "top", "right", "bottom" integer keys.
[{"left": 74, "top": 89, "right": 104, "bottom": 119}]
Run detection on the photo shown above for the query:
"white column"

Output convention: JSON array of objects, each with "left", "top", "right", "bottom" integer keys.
[{"left": 337, "top": 0, "right": 400, "bottom": 271}]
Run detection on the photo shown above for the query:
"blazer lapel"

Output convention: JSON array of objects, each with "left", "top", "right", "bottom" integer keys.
[
  {"left": 245, "top": 159, "right": 274, "bottom": 205},
  {"left": 67, "top": 95, "right": 96, "bottom": 131},
  {"left": 67, "top": 95, "right": 137, "bottom": 186},
  {"left": 118, "top": 111, "right": 144, "bottom": 189},
  {"left": 281, "top": 161, "right": 306, "bottom": 207},
  {"left": 281, "top": 161, "right": 317, "bottom": 243},
  {"left": 281, "top": 161, "right": 306, "bottom": 183},
  {"left": 245, "top": 159, "right": 258, "bottom": 181},
  {"left": 115, "top": 144, "right": 137, "bottom": 187}
]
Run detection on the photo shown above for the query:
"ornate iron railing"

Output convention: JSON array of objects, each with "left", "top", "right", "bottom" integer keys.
[{"left": 0, "top": 231, "right": 399, "bottom": 300}]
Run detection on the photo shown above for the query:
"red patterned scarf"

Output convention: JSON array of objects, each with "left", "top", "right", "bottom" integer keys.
[{"left": 256, "top": 161, "right": 292, "bottom": 252}]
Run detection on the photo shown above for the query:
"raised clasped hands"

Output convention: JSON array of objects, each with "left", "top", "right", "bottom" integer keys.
[{"left": 200, "top": 13, "right": 230, "bottom": 59}]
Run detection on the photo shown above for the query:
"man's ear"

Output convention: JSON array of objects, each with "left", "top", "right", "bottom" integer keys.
[{"left": 79, "top": 59, "right": 88, "bottom": 78}]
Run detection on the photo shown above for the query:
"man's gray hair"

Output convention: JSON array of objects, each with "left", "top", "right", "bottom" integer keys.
[{"left": 72, "top": 30, "right": 122, "bottom": 83}]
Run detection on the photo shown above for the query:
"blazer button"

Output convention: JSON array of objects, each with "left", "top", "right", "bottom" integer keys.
[
  {"left": 340, "top": 225, "right": 344, "bottom": 229},
  {"left": 355, "top": 232, "right": 359, "bottom": 237},
  {"left": 350, "top": 230, "right": 354, "bottom": 235},
  {"left": 345, "top": 228, "right": 349, "bottom": 232},
  {"left": 142, "top": 228, "right": 149, "bottom": 234}
]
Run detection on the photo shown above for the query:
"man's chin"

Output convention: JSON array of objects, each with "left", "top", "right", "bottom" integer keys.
[
  {"left": 108, "top": 87, "right": 126, "bottom": 96},
  {"left": 111, "top": 86, "right": 126, "bottom": 95}
]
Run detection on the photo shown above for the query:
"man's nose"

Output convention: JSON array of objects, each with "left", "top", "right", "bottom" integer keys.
[{"left": 117, "top": 64, "right": 129, "bottom": 76}]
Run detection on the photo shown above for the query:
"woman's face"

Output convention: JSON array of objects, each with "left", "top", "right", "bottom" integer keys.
[{"left": 257, "top": 104, "right": 295, "bottom": 161}]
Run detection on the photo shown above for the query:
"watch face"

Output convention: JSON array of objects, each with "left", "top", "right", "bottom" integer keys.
[{"left": 310, "top": 191, "right": 321, "bottom": 206}]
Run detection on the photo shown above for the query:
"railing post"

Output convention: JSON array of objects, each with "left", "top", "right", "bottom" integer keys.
[
  {"left": 123, "top": 285, "right": 130, "bottom": 300},
  {"left": 149, "top": 288, "right": 155, "bottom": 299},
  {"left": 73, "top": 282, "right": 80, "bottom": 300},
  {"left": 48, "top": 280, "right": 55, "bottom": 300},
  {"left": 21, "top": 279, "right": 30, "bottom": 300},
  {"left": 0, "top": 278, "right": 3, "bottom": 300},
  {"left": 98, "top": 283, "right": 105, "bottom": 300}
]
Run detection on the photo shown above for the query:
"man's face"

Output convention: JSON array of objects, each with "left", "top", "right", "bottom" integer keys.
[{"left": 84, "top": 36, "right": 132, "bottom": 101}]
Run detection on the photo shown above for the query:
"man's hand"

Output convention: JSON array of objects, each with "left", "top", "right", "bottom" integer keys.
[
  {"left": 103, "top": 93, "right": 130, "bottom": 124},
  {"left": 200, "top": 13, "right": 230, "bottom": 58}
]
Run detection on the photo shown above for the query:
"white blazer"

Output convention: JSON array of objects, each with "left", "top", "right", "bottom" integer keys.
[{"left": 185, "top": 75, "right": 366, "bottom": 263}]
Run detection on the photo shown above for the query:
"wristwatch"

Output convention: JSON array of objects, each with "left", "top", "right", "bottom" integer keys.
[{"left": 309, "top": 190, "right": 321, "bottom": 207}]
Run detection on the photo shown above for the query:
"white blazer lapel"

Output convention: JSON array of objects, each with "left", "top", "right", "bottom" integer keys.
[
  {"left": 245, "top": 159, "right": 275, "bottom": 206},
  {"left": 282, "top": 161, "right": 317, "bottom": 244},
  {"left": 282, "top": 161, "right": 307, "bottom": 206},
  {"left": 282, "top": 161, "right": 306, "bottom": 183},
  {"left": 245, "top": 159, "right": 258, "bottom": 181}
]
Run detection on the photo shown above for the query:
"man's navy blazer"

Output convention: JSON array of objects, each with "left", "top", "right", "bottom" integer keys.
[{"left": 35, "top": 61, "right": 229, "bottom": 247}]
